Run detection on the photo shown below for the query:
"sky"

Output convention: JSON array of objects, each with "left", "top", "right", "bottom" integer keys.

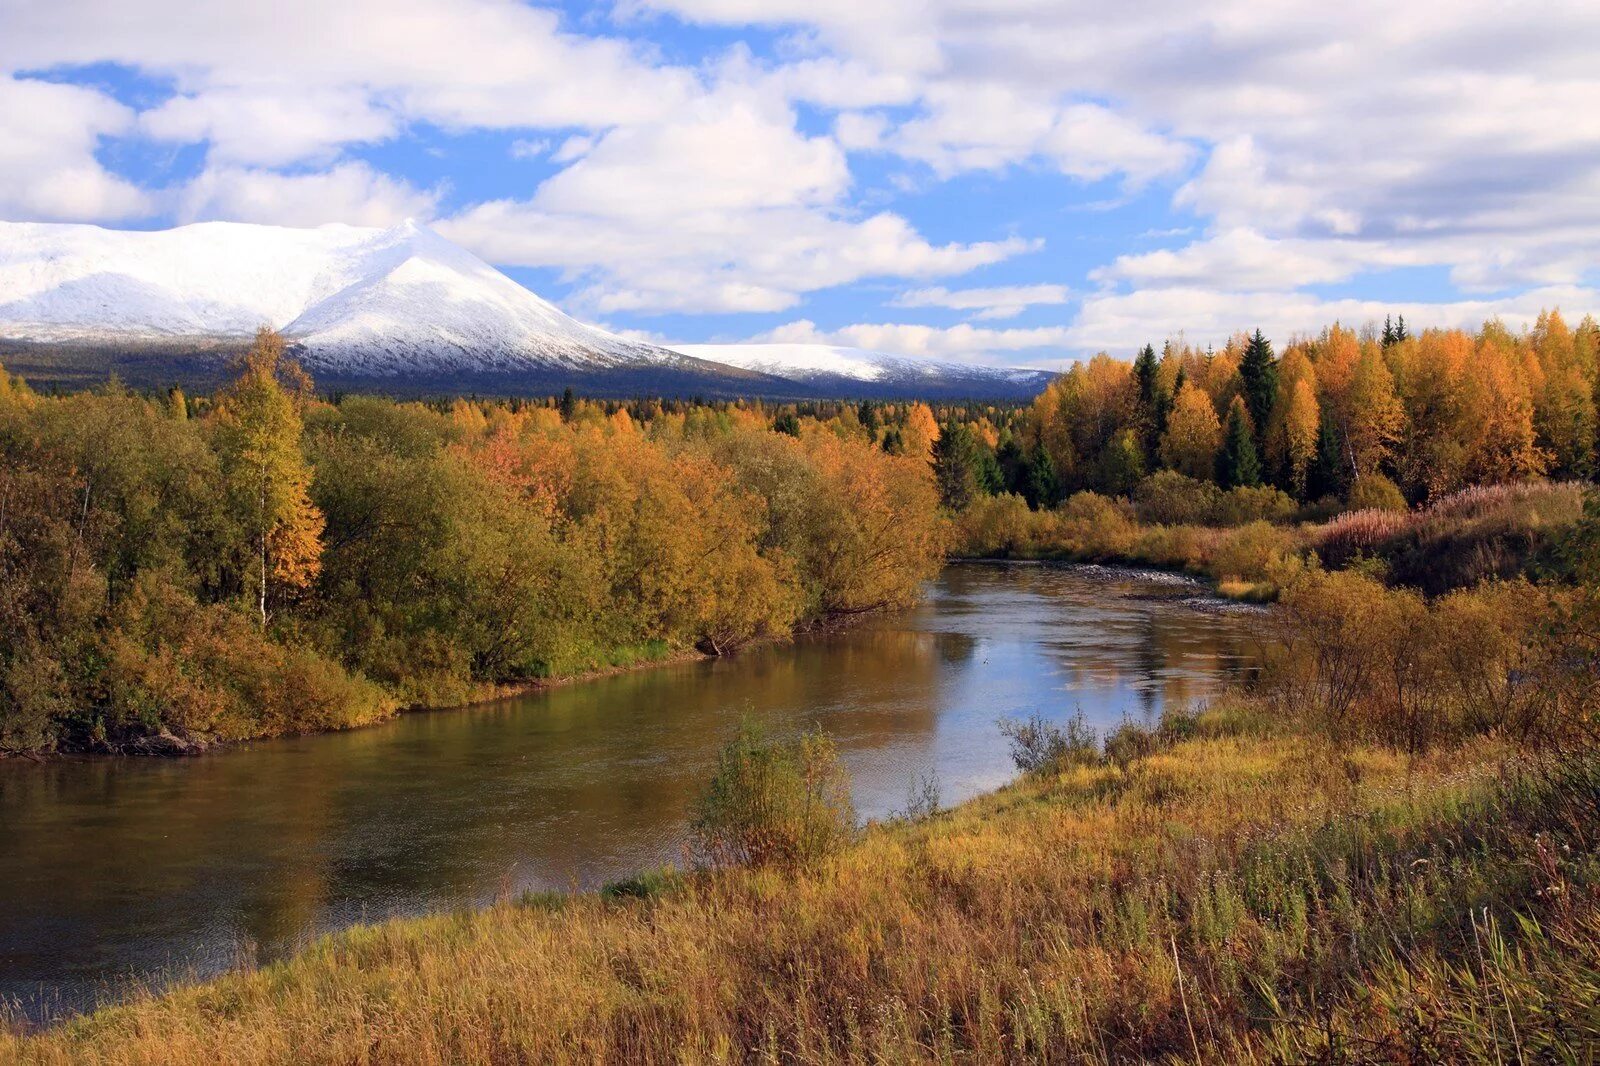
[{"left": 3, "top": 0, "right": 1598, "bottom": 368}]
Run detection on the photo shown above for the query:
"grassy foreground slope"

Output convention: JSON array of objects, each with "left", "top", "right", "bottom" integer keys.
[{"left": 8, "top": 705, "right": 1598, "bottom": 1063}]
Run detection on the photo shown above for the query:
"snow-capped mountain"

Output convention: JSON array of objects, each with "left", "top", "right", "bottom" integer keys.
[
  {"left": 0, "top": 218, "right": 695, "bottom": 378},
  {"left": 0, "top": 219, "right": 1056, "bottom": 399},
  {"left": 673, "top": 343, "right": 1056, "bottom": 400}
]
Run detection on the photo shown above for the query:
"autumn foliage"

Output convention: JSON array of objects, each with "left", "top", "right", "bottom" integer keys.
[
  {"left": 1015, "top": 310, "right": 1594, "bottom": 507},
  {"left": 0, "top": 335, "right": 943, "bottom": 753}
]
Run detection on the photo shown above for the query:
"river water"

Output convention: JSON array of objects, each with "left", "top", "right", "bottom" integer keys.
[{"left": 0, "top": 562, "right": 1264, "bottom": 1023}]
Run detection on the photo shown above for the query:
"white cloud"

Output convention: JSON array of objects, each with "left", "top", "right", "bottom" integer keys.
[
  {"left": 9, "top": 0, "right": 1600, "bottom": 348},
  {"left": 1066, "top": 284, "right": 1600, "bottom": 354},
  {"left": 139, "top": 87, "right": 398, "bottom": 166},
  {"left": 893, "top": 283, "right": 1070, "bottom": 319},
  {"left": 532, "top": 94, "right": 848, "bottom": 219},
  {"left": 445, "top": 199, "right": 1033, "bottom": 314},
  {"left": 509, "top": 138, "right": 551, "bottom": 159},
  {"left": 1091, "top": 229, "right": 1420, "bottom": 291},
  {"left": 176, "top": 163, "right": 442, "bottom": 228},
  {"left": 646, "top": 0, "right": 1600, "bottom": 296},
  {"left": 439, "top": 89, "right": 1035, "bottom": 313},
  {"left": 550, "top": 135, "right": 596, "bottom": 163},
  {"left": 834, "top": 112, "right": 889, "bottom": 152},
  {"left": 2, "top": 0, "right": 698, "bottom": 134},
  {"left": 891, "top": 86, "right": 1191, "bottom": 184},
  {"left": 755, "top": 318, "right": 1073, "bottom": 365},
  {"left": 0, "top": 76, "right": 151, "bottom": 222}
]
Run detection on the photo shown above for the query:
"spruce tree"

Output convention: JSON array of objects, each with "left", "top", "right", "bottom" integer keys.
[
  {"left": 996, "top": 435, "right": 1026, "bottom": 495},
  {"left": 1307, "top": 415, "right": 1345, "bottom": 500},
  {"left": 1239, "top": 329, "right": 1277, "bottom": 452},
  {"left": 1216, "top": 397, "right": 1262, "bottom": 489},
  {"left": 931, "top": 422, "right": 981, "bottom": 511},
  {"left": 1025, "top": 444, "right": 1059, "bottom": 509},
  {"left": 1133, "top": 342, "right": 1163, "bottom": 467}
]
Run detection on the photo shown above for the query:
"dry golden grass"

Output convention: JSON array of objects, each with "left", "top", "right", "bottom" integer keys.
[{"left": 6, "top": 708, "right": 1595, "bottom": 1064}]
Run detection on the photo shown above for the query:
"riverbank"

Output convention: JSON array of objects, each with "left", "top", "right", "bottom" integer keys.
[
  {"left": 953, "top": 479, "right": 1592, "bottom": 603},
  {"left": 0, "top": 611, "right": 916, "bottom": 761},
  {"left": 8, "top": 698, "right": 1596, "bottom": 1062},
  {"left": 0, "top": 563, "right": 1264, "bottom": 1029}
]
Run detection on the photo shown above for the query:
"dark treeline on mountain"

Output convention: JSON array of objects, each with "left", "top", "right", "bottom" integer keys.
[{"left": 0, "top": 331, "right": 945, "bottom": 754}]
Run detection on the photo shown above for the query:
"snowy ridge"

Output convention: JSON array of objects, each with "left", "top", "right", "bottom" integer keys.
[
  {"left": 673, "top": 342, "right": 1055, "bottom": 391},
  {"left": 0, "top": 219, "right": 686, "bottom": 376},
  {"left": 0, "top": 220, "right": 1056, "bottom": 398}
]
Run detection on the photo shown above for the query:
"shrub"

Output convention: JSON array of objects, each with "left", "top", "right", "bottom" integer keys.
[
  {"left": 1133, "top": 471, "right": 1221, "bottom": 526},
  {"left": 1347, "top": 473, "right": 1408, "bottom": 513},
  {"left": 1215, "top": 484, "right": 1296, "bottom": 525},
  {"left": 1102, "top": 720, "right": 1159, "bottom": 768},
  {"left": 1131, "top": 524, "right": 1217, "bottom": 572},
  {"left": 998, "top": 712, "right": 1099, "bottom": 775},
  {"left": 1208, "top": 521, "right": 1303, "bottom": 585},
  {"left": 1265, "top": 568, "right": 1568, "bottom": 753},
  {"left": 1056, "top": 492, "right": 1138, "bottom": 557},
  {"left": 952, "top": 493, "right": 1039, "bottom": 557},
  {"left": 99, "top": 572, "right": 396, "bottom": 745},
  {"left": 691, "top": 723, "right": 856, "bottom": 869},
  {"left": 1390, "top": 481, "right": 1588, "bottom": 593}
]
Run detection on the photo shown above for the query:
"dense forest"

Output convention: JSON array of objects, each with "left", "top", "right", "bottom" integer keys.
[
  {"left": 0, "top": 331, "right": 943, "bottom": 754},
  {"left": 4, "top": 310, "right": 1598, "bottom": 755},
  {"left": 977, "top": 311, "right": 1598, "bottom": 508}
]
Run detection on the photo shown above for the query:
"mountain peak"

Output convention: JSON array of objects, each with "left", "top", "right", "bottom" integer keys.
[{"left": 0, "top": 219, "right": 1053, "bottom": 399}]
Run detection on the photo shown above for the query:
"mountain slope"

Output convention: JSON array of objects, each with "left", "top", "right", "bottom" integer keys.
[
  {"left": 673, "top": 342, "right": 1056, "bottom": 400},
  {"left": 0, "top": 220, "right": 1055, "bottom": 398},
  {"left": 0, "top": 219, "right": 704, "bottom": 380}
]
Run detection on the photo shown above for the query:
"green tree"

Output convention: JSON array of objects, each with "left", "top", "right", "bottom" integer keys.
[
  {"left": 931, "top": 421, "right": 981, "bottom": 511},
  {"left": 1024, "top": 444, "right": 1059, "bottom": 509},
  {"left": 1132, "top": 342, "right": 1169, "bottom": 466},
  {"left": 1239, "top": 328, "right": 1278, "bottom": 452},
  {"left": 1307, "top": 415, "right": 1346, "bottom": 500},
  {"left": 1216, "top": 396, "right": 1262, "bottom": 489},
  {"left": 1095, "top": 428, "right": 1145, "bottom": 496}
]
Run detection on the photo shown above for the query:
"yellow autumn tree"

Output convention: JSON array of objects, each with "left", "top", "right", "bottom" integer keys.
[
  {"left": 1312, "top": 323, "right": 1362, "bottom": 426},
  {"left": 1532, "top": 309, "right": 1598, "bottom": 477},
  {"left": 1029, "top": 373, "right": 1082, "bottom": 486},
  {"left": 1267, "top": 345, "right": 1317, "bottom": 487},
  {"left": 1345, "top": 346, "right": 1405, "bottom": 479},
  {"left": 1159, "top": 382, "right": 1222, "bottom": 479},
  {"left": 1395, "top": 329, "right": 1472, "bottom": 499},
  {"left": 1284, "top": 378, "right": 1320, "bottom": 499},
  {"left": 901, "top": 402, "right": 940, "bottom": 463},
  {"left": 1464, "top": 328, "right": 1548, "bottom": 483},
  {"left": 211, "top": 329, "right": 325, "bottom": 627}
]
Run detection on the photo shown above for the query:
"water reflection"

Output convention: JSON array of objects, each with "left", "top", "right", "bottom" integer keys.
[{"left": 0, "top": 562, "right": 1262, "bottom": 1022}]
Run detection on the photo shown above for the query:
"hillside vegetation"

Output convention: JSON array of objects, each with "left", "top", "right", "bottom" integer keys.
[{"left": 0, "top": 334, "right": 943, "bottom": 754}]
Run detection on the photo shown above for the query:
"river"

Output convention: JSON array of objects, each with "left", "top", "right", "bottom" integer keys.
[{"left": 0, "top": 563, "right": 1265, "bottom": 1023}]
